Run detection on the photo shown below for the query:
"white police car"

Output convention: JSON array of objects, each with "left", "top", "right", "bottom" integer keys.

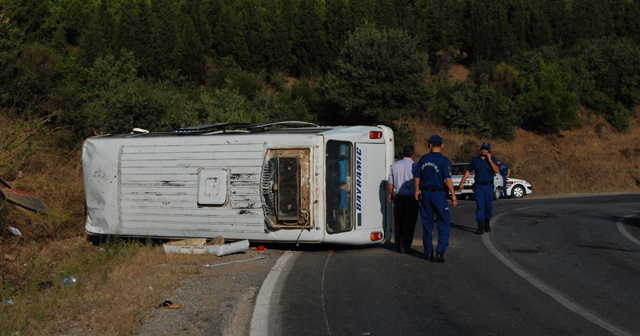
[
  {"left": 450, "top": 163, "right": 532, "bottom": 199},
  {"left": 450, "top": 163, "right": 501, "bottom": 200},
  {"left": 503, "top": 177, "right": 533, "bottom": 198}
]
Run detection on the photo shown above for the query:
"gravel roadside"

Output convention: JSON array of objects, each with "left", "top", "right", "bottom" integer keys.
[{"left": 136, "top": 248, "right": 284, "bottom": 336}]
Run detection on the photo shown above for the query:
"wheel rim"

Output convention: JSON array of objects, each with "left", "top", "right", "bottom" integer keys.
[{"left": 512, "top": 185, "right": 524, "bottom": 198}]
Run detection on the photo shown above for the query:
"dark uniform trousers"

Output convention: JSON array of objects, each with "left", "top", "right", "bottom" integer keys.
[{"left": 393, "top": 194, "right": 419, "bottom": 251}]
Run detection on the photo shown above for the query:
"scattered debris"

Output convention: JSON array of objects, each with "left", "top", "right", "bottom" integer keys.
[
  {"left": 3, "top": 250, "right": 19, "bottom": 261},
  {"left": 210, "top": 235, "right": 225, "bottom": 245},
  {"left": 131, "top": 128, "right": 149, "bottom": 134},
  {"left": 8, "top": 226, "right": 22, "bottom": 236},
  {"left": 62, "top": 275, "right": 85, "bottom": 286},
  {"left": 0, "top": 177, "right": 48, "bottom": 214},
  {"left": 158, "top": 256, "right": 265, "bottom": 268},
  {"left": 158, "top": 300, "right": 180, "bottom": 309},
  {"left": 202, "top": 256, "right": 265, "bottom": 267},
  {"left": 163, "top": 238, "right": 250, "bottom": 256}
]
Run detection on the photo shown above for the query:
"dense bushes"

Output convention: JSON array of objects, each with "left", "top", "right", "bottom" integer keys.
[
  {"left": 565, "top": 37, "right": 640, "bottom": 130},
  {"left": 515, "top": 62, "right": 579, "bottom": 134},
  {"left": 321, "top": 22, "right": 429, "bottom": 125},
  {"left": 1, "top": 0, "right": 639, "bottom": 159}
]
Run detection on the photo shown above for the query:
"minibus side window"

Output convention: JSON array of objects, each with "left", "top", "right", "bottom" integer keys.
[{"left": 326, "top": 141, "right": 352, "bottom": 233}]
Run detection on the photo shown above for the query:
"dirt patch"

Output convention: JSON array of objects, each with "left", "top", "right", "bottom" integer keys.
[
  {"left": 447, "top": 64, "right": 469, "bottom": 81},
  {"left": 135, "top": 249, "right": 282, "bottom": 336}
]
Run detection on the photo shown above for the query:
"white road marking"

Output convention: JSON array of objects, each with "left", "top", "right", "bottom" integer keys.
[
  {"left": 321, "top": 252, "right": 333, "bottom": 336},
  {"left": 617, "top": 214, "right": 640, "bottom": 246},
  {"left": 250, "top": 251, "right": 298, "bottom": 336},
  {"left": 486, "top": 211, "right": 634, "bottom": 336}
]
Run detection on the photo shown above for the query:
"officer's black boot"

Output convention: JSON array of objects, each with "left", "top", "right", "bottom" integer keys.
[
  {"left": 484, "top": 219, "right": 491, "bottom": 233},
  {"left": 475, "top": 221, "right": 484, "bottom": 234}
]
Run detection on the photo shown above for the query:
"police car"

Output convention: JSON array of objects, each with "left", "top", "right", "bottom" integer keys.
[
  {"left": 503, "top": 177, "right": 533, "bottom": 198},
  {"left": 450, "top": 163, "right": 532, "bottom": 199},
  {"left": 450, "top": 163, "right": 501, "bottom": 200}
]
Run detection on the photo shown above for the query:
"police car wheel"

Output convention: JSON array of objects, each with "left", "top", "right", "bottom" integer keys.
[
  {"left": 494, "top": 187, "right": 502, "bottom": 200},
  {"left": 511, "top": 185, "right": 525, "bottom": 198}
]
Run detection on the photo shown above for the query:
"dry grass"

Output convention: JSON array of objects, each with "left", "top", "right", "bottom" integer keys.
[{"left": 1, "top": 236, "right": 229, "bottom": 335}]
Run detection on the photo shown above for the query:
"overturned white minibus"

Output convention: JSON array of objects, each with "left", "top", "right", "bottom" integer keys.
[{"left": 82, "top": 121, "right": 394, "bottom": 245}]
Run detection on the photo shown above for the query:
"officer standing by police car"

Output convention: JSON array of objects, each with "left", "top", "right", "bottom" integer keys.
[
  {"left": 459, "top": 142, "right": 500, "bottom": 234},
  {"left": 413, "top": 135, "right": 457, "bottom": 263},
  {"left": 497, "top": 160, "right": 510, "bottom": 198}
]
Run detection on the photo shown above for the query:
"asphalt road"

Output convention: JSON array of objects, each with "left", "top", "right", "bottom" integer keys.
[{"left": 254, "top": 193, "right": 640, "bottom": 336}]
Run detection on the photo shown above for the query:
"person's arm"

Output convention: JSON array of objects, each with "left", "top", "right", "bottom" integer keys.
[
  {"left": 446, "top": 177, "right": 457, "bottom": 207},
  {"left": 414, "top": 177, "right": 421, "bottom": 201},
  {"left": 387, "top": 169, "right": 394, "bottom": 203},
  {"left": 459, "top": 170, "right": 471, "bottom": 191},
  {"left": 507, "top": 168, "right": 511, "bottom": 178},
  {"left": 487, "top": 154, "right": 499, "bottom": 173}
]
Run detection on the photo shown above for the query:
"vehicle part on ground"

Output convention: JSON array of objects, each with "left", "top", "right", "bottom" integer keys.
[{"left": 0, "top": 177, "right": 48, "bottom": 214}]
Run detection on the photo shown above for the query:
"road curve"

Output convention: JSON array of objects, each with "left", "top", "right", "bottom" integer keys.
[{"left": 251, "top": 193, "right": 640, "bottom": 336}]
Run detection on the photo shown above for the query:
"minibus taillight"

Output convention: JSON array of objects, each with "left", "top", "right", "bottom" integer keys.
[
  {"left": 369, "top": 131, "right": 383, "bottom": 139},
  {"left": 370, "top": 231, "right": 384, "bottom": 241}
]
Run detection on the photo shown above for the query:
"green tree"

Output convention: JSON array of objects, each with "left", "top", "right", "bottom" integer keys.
[
  {"left": 567, "top": 36, "right": 640, "bottom": 130},
  {"left": 525, "top": 0, "right": 553, "bottom": 49},
  {"left": 262, "top": 0, "right": 294, "bottom": 72},
  {"left": 321, "top": 21, "right": 429, "bottom": 125},
  {"left": 293, "top": 0, "right": 329, "bottom": 75},
  {"left": 462, "top": 0, "right": 519, "bottom": 59},
  {"left": 1, "top": 42, "right": 62, "bottom": 113},
  {"left": 238, "top": 1, "right": 270, "bottom": 71},
  {"left": 571, "top": 0, "right": 614, "bottom": 42},
  {"left": 3, "top": 0, "right": 52, "bottom": 41},
  {"left": 492, "top": 62, "right": 519, "bottom": 97},
  {"left": 209, "top": 0, "right": 248, "bottom": 66},
  {"left": 0, "top": 9, "right": 26, "bottom": 107},
  {"left": 148, "top": 0, "right": 180, "bottom": 79},
  {"left": 442, "top": 81, "right": 516, "bottom": 139},
  {"left": 414, "top": 0, "right": 464, "bottom": 55},
  {"left": 115, "top": 1, "right": 153, "bottom": 75},
  {"left": 545, "top": 0, "right": 575, "bottom": 47},
  {"left": 515, "top": 61, "right": 578, "bottom": 134},
  {"left": 78, "top": 1, "right": 115, "bottom": 67},
  {"left": 173, "top": 12, "right": 205, "bottom": 83},
  {"left": 324, "top": 0, "right": 351, "bottom": 68},
  {"left": 45, "top": 0, "right": 87, "bottom": 49}
]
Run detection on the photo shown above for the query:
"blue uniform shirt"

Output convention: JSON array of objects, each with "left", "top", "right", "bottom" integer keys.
[
  {"left": 498, "top": 162, "right": 508, "bottom": 177},
  {"left": 468, "top": 155, "right": 499, "bottom": 183},
  {"left": 415, "top": 152, "right": 451, "bottom": 188}
]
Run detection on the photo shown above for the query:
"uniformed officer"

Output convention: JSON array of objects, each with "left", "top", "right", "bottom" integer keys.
[
  {"left": 413, "top": 135, "right": 457, "bottom": 262},
  {"left": 497, "top": 160, "right": 510, "bottom": 198},
  {"left": 459, "top": 142, "right": 499, "bottom": 234}
]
